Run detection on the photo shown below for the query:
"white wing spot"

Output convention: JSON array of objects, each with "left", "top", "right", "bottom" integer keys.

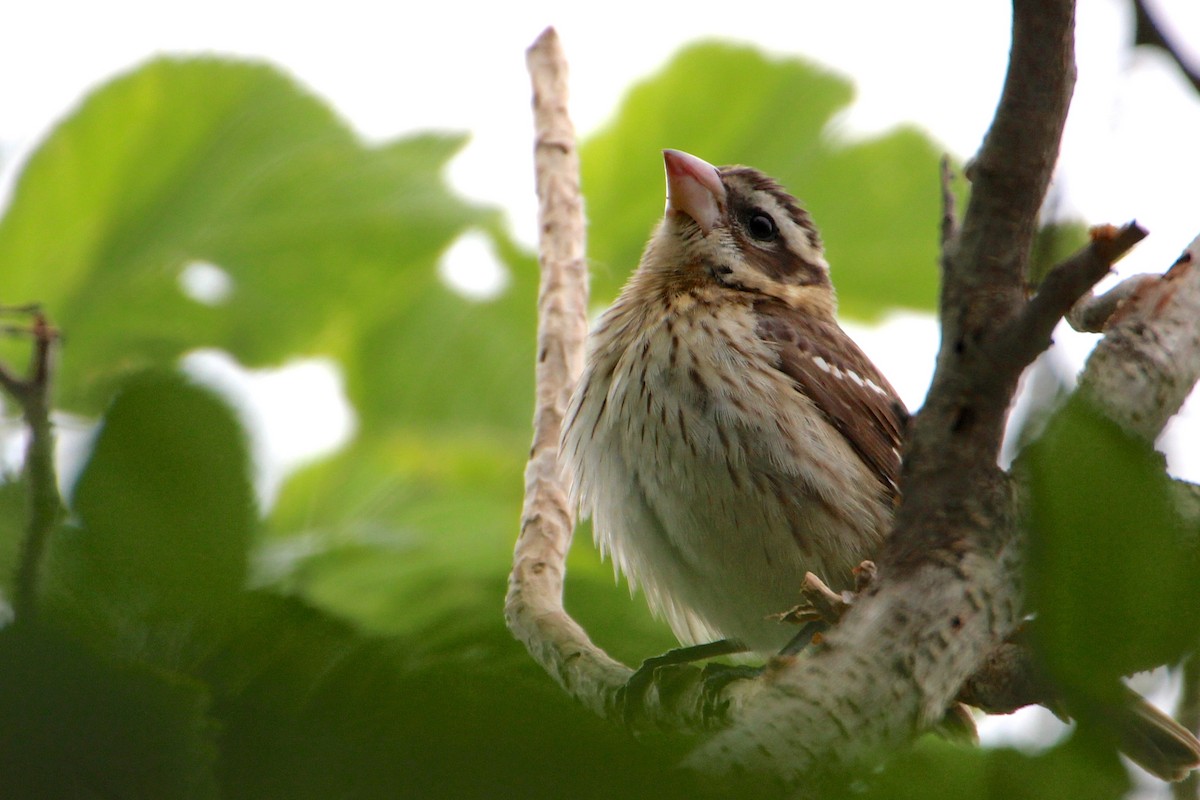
[
  {"left": 809, "top": 354, "right": 891, "bottom": 399},
  {"left": 864, "top": 377, "right": 888, "bottom": 397}
]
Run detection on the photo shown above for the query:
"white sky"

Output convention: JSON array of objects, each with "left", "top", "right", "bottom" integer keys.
[
  {"left": 4, "top": 0, "right": 1199, "bottom": 260},
  {"left": 3, "top": 2, "right": 1199, "bottom": 777}
]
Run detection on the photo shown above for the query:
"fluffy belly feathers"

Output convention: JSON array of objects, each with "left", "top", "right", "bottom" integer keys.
[{"left": 565, "top": 298, "right": 885, "bottom": 652}]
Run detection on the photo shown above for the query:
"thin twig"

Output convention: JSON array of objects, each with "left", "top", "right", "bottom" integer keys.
[
  {"left": 7, "top": 310, "right": 62, "bottom": 622},
  {"left": 504, "top": 27, "right": 632, "bottom": 718},
  {"left": 1133, "top": 0, "right": 1200, "bottom": 95},
  {"left": 1067, "top": 273, "right": 1157, "bottom": 333},
  {"left": 997, "top": 221, "right": 1146, "bottom": 365}
]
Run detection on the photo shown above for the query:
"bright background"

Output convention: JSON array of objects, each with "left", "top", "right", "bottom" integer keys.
[
  {"left": 2, "top": 1, "right": 1198, "bottom": 791},
  {"left": 5, "top": 1, "right": 1198, "bottom": 485}
]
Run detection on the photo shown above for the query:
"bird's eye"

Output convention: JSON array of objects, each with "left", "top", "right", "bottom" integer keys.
[{"left": 746, "top": 212, "right": 778, "bottom": 242}]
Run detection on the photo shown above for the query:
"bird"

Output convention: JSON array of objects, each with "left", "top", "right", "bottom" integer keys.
[
  {"left": 561, "top": 148, "right": 1200, "bottom": 781},
  {"left": 563, "top": 148, "right": 903, "bottom": 653}
]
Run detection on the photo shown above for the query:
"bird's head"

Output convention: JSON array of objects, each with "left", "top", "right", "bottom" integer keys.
[{"left": 642, "top": 149, "right": 835, "bottom": 318}]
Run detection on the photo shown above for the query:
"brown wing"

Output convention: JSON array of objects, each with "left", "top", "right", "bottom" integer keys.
[{"left": 755, "top": 300, "right": 907, "bottom": 497}]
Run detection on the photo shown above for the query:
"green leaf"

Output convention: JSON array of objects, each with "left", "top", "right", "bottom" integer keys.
[
  {"left": 1028, "top": 221, "right": 1091, "bottom": 288},
  {"left": 197, "top": 592, "right": 706, "bottom": 800},
  {"left": 1024, "top": 398, "right": 1200, "bottom": 692},
  {"left": 342, "top": 223, "right": 537, "bottom": 435},
  {"left": 45, "top": 369, "right": 254, "bottom": 622},
  {"left": 0, "top": 57, "right": 487, "bottom": 414},
  {"left": 0, "top": 623, "right": 219, "bottom": 799},
  {"left": 264, "top": 422, "right": 678, "bottom": 660},
  {"left": 863, "top": 735, "right": 1127, "bottom": 800},
  {"left": 261, "top": 224, "right": 541, "bottom": 632},
  {"left": 0, "top": 54, "right": 543, "bottom": 641},
  {"left": 580, "top": 42, "right": 943, "bottom": 318}
]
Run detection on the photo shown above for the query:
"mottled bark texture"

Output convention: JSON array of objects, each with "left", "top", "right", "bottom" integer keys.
[{"left": 504, "top": 28, "right": 633, "bottom": 719}]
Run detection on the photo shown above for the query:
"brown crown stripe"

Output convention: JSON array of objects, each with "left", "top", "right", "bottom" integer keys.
[{"left": 720, "top": 166, "right": 823, "bottom": 252}]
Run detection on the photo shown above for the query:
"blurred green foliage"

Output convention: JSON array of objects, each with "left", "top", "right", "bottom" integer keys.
[
  {"left": 1024, "top": 398, "right": 1200, "bottom": 713},
  {"left": 863, "top": 734, "right": 1128, "bottom": 800},
  {"left": 0, "top": 43, "right": 1188, "bottom": 798},
  {"left": 581, "top": 43, "right": 944, "bottom": 317}
]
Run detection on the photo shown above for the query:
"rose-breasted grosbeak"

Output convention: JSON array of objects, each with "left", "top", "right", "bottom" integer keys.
[{"left": 563, "top": 148, "right": 903, "bottom": 652}]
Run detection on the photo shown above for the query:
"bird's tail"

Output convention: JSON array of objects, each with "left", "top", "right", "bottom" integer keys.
[{"left": 1105, "top": 687, "right": 1200, "bottom": 782}]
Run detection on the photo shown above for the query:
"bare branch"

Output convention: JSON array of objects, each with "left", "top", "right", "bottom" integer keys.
[
  {"left": 999, "top": 221, "right": 1146, "bottom": 363},
  {"left": 1077, "top": 233, "right": 1200, "bottom": 441},
  {"left": 897, "top": 0, "right": 1077, "bottom": 564},
  {"left": 1133, "top": 0, "right": 1200, "bottom": 95},
  {"left": 4, "top": 310, "right": 62, "bottom": 622},
  {"left": 504, "top": 27, "right": 632, "bottom": 717},
  {"left": 1067, "top": 273, "right": 1158, "bottom": 333}
]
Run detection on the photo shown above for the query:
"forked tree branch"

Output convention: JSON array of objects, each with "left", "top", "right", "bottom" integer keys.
[
  {"left": 691, "top": 0, "right": 1080, "bottom": 781},
  {"left": 958, "top": 232, "right": 1200, "bottom": 718}
]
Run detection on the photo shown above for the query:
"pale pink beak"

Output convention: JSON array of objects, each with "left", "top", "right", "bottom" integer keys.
[{"left": 663, "top": 149, "right": 726, "bottom": 235}]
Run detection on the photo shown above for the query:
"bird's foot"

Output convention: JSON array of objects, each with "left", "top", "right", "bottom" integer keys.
[
  {"left": 767, "top": 561, "right": 879, "bottom": 656},
  {"left": 771, "top": 560, "right": 878, "bottom": 629},
  {"left": 618, "top": 639, "right": 748, "bottom": 728}
]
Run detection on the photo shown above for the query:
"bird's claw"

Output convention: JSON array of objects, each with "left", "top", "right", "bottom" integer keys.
[{"left": 617, "top": 639, "right": 748, "bottom": 728}]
